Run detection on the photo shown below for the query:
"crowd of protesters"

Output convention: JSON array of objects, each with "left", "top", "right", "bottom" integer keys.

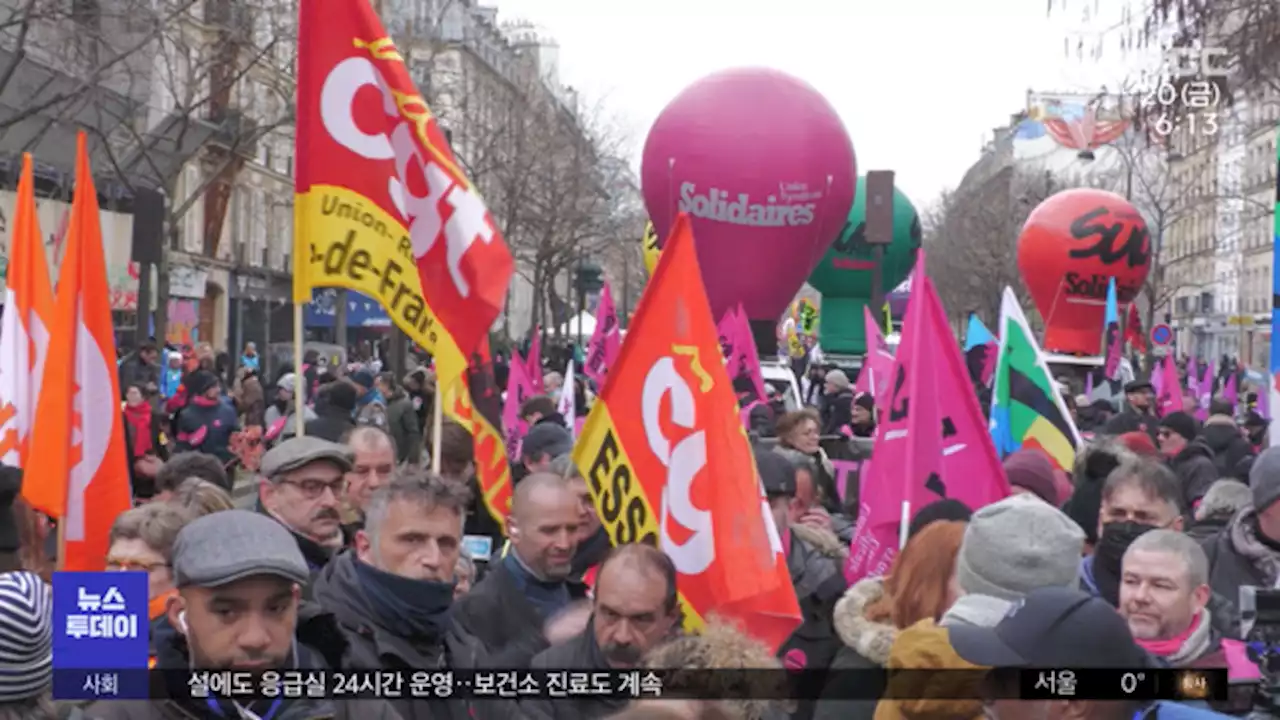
[{"left": 0, "top": 338, "right": 1268, "bottom": 720}]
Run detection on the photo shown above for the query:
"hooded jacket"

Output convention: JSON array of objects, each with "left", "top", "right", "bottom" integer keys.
[
  {"left": 1167, "top": 439, "right": 1219, "bottom": 510},
  {"left": 1199, "top": 415, "right": 1255, "bottom": 481},
  {"left": 81, "top": 607, "right": 401, "bottom": 720},
  {"left": 872, "top": 620, "right": 985, "bottom": 720},
  {"left": 814, "top": 578, "right": 897, "bottom": 720}
]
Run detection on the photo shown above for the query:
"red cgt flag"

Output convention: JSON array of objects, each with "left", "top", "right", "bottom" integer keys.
[
  {"left": 572, "top": 213, "right": 801, "bottom": 652},
  {"left": 293, "top": 0, "right": 513, "bottom": 383},
  {"left": 1125, "top": 303, "right": 1147, "bottom": 353}
]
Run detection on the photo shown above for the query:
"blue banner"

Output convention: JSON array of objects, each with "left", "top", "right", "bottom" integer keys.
[
  {"left": 304, "top": 288, "right": 390, "bottom": 328},
  {"left": 52, "top": 571, "right": 150, "bottom": 700}
]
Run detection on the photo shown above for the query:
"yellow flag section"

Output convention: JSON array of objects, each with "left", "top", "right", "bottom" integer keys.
[
  {"left": 574, "top": 212, "right": 801, "bottom": 652},
  {"left": 293, "top": 1, "right": 465, "bottom": 384},
  {"left": 641, "top": 221, "right": 660, "bottom": 276}
]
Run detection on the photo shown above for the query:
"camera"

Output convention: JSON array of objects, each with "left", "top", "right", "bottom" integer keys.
[{"left": 1238, "top": 586, "right": 1280, "bottom": 715}]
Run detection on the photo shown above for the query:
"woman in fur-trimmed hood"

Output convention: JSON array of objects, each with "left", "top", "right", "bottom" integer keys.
[{"left": 814, "top": 521, "right": 967, "bottom": 720}]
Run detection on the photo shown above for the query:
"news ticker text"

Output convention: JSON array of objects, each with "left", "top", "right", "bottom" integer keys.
[{"left": 56, "top": 668, "right": 1229, "bottom": 703}]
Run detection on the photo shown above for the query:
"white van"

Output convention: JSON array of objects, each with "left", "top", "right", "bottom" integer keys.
[{"left": 759, "top": 359, "right": 804, "bottom": 412}]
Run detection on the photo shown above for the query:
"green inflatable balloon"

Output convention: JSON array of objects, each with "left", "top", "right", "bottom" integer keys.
[{"left": 807, "top": 179, "right": 921, "bottom": 354}]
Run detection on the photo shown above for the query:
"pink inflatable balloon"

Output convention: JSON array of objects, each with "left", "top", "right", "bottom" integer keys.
[{"left": 641, "top": 67, "right": 856, "bottom": 321}]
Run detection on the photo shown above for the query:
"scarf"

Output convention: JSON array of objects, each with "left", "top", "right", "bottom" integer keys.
[
  {"left": 353, "top": 557, "right": 454, "bottom": 640},
  {"left": 123, "top": 402, "right": 153, "bottom": 458},
  {"left": 940, "top": 593, "right": 1014, "bottom": 629},
  {"left": 1134, "top": 608, "right": 1213, "bottom": 666},
  {"left": 503, "top": 550, "right": 571, "bottom": 620},
  {"left": 1228, "top": 509, "right": 1280, "bottom": 586},
  {"left": 149, "top": 589, "right": 177, "bottom": 621}
]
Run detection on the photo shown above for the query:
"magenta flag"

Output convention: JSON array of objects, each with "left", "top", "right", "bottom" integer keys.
[
  {"left": 855, "top": 306, "right": 895, "bottom": 408},
  {"left": 526, "top": 328, "right": 544, "bottom": 395},
  {"left": 583, "top": 282, "right": 622, "bottom": 388},
  {"left": 1196, "top": 361, "right": 1214, "bottom": 421},
  {"left": 845, "top": 252, "right": 1010, "bottom": 584},
  {"left": 731, "top": 302, "right": 769, "bottom": 405},
  {"left": 718, "top": 307, "right": 743, "bottom": 380},
  {"left": 1085, "top": 371, "right": 1093, "bottom": 397},
  {"left": 1157, "top": 356, "right": 1182, "bottom": 417},
  {"left": 502, "top": 351, "right": 538, "bottom": 461}
]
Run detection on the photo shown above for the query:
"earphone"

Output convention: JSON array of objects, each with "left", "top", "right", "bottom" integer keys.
[{"left": 178, "top": 610, "right": 188, "bottom": 634}]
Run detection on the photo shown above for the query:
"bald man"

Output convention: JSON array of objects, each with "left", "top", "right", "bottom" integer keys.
[{"left": 451, "top": 473, "right": 591, "bottom": 667}]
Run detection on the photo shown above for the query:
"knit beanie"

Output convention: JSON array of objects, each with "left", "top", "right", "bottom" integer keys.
[
  {"left": 1117, "top": 432, "right": 1159, "bottom": 458},
  {"left": 1002, "top": 448, "right": 1059, "bottom": 506},
  {"left": 1159, "top": 411, "right": 1199, "bottom": 443},
  {"left": 1249, "top": 447, "right": 1280, "bottom": 514},
  {"left": 955, "top": 494, "right": 1085, "bottom": 601},
  {"left": 0, "top": 571, "right": 52, "bottom": 700},
  {"left": 854, "top": 392, "right": 875, "bottom": 413},
  {"left": 824, "top": 369, "right": 851, "bottom": 392}
]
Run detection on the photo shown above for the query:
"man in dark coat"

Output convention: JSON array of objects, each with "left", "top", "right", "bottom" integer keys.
[
  {"left": 85, "top": 510, "right": 400, "bottom": 720},
  {"left": 304, "top": 381, "right": 358, "bottom": 443},
  {"left": 313, "top": 471, "right": 488, "bottom": 720},
  {"left": 1102, "top": 380, "right": 1159, "bottom": 441},
  {"left": 452, "top": 472, "right": 590, "bottom": 667},
  {"left": 521, "top": 544, "right": 681, "bottom": 720},
  {"left": 1156, "top": 412, "right": 1219, "bottom": 511},
  {"left": 171, "top": 370, "right": 239, "bottom": 465},
  {"left": 1199, "top": 402, "right": 1255, "bottom": 481}
]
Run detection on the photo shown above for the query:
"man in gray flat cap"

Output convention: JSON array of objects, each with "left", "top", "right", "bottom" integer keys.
[
  {"left": 84, "top": 511, "right": 400, "bottom": 720},
  {"left": 254, "top": 436, "right": 354, "bottom": 575}
]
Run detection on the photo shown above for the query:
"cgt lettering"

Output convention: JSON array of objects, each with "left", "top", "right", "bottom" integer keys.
[
  {"left": 318, "top": 230, "right": 439, "bottom": 344},
  {"left": 1063, "top": 272, "right": 1142, "bottom": 300},
  {"left": 586, "top": 430, "right": 657, "bottom": 546}
]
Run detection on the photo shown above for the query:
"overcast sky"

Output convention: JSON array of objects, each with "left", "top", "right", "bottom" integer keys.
[{"left": 491, "top": 0, "right": 1146, "bottom": 209}]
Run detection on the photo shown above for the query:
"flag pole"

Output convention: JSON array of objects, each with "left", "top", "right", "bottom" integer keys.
[
  {"left": 431, "top": 385, "right": 443, "bottom": 473},
  {"left": 294, "top": 303, "right": 305, "bottom": 437}
]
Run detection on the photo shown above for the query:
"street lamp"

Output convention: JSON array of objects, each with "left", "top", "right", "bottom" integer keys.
[{"left": 573, "top": 258, "right": 603, "bottom": 347}]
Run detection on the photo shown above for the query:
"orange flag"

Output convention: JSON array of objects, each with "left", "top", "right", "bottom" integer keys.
[
  {"left": 25, "top": 133, "right": 131, "bottom": 571},
  {"left": 0, "top": 154, "right": 55, "bottom": 467},
  {"left": 572, "top": 213, "right": 801, "bottom": 652}
]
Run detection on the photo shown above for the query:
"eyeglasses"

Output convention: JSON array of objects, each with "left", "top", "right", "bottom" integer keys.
[
  {"left": 105, "top": 559, "right": 168, "bottom": 573},
  {"left": 278, "top": 477, "right": 346, "bottom": 499}
]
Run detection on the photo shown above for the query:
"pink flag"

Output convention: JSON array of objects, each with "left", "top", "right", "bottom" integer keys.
[
  {"left": 1196, "top": 360, "right": 1214, "bottom": 421},
  {"left": 1187, "top": 354, "right": 1199, "bottom": 395},
  {"left": 1157, "top": 356, "right": 1182, "bottom": 417},
  {"left": 526, "top": 328, "right": 544, "bottom": 395},
  {"left": 1224, "top": 372, "right": 1238, "bottom": 409},
  {"left": 718, "top": 307, "right": 742, "bottom": 380},
  {"left": 845, "top": 253, "right": 1010, "bottom": 584},
  {"left": 855, "top": 306, "right": 895, "bottom": 408},
  {"left": 502, "top": 350, "right": 537, "bottom": 461},
  {"left": 1084, "top": 371, "right": 1093, "bottom": 397},
  {"left": 729, "top": 303, "right": 768, "bottom": 404},
  {"left": 583, "top": 282, "right": 622, "bottom": 388}
]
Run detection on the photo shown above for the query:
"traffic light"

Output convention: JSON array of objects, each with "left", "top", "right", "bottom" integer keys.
[{"left": 574, "top": 260, "right": 604, "bottom": 295}]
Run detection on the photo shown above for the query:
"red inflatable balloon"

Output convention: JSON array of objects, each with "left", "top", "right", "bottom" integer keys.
[{"left": 1017, "top": 188, "right": 1152, "bottom": 355}]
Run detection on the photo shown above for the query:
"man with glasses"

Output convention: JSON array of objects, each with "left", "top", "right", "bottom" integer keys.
[
  {"left": 106, "top": 503, "right": 193, "bottom": 623},
  {"left": 257, "top": 436, "right": 354, "bottom": 576}
]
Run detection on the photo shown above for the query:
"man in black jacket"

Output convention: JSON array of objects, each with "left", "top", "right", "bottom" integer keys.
[
  {"left": 522, "top": 544, "right": 681, "bottom": 720},
  {"left": 1156, "top": 412, "right": 1219, "bottom": 511},
  {"left": 452, "top": 472, "right": 590, "bottom": 667},
  {"left": 1103, "top": 380, "right": 1159, "bottom": 441},
  {"left": 313, "top": 470, "right": 485, "bottom": 720},
  {"left": 86, "top": 510, "right": 400, "bottom": 720}
]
